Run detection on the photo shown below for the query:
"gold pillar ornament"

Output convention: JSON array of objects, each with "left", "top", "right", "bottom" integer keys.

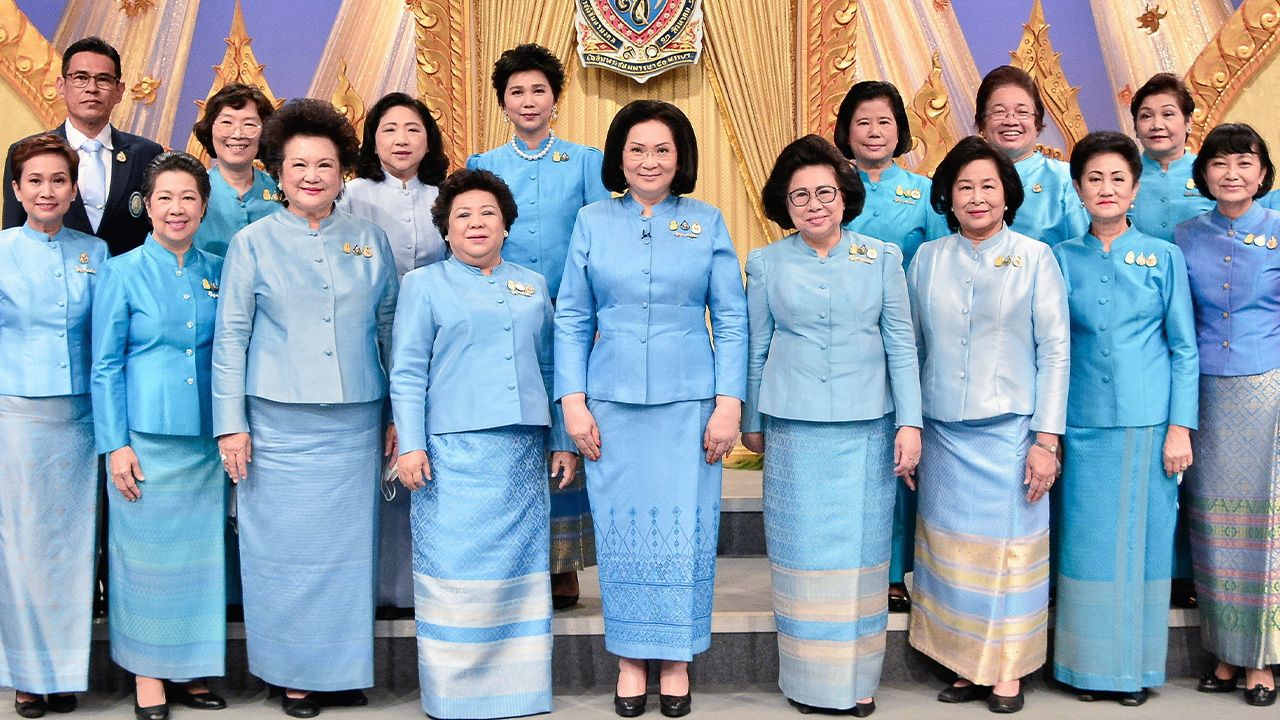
[
  {"left": 1185, "top": 0, "right": 1280, "bottom": 149},
  {"left": 118, "top": 0, "right": 156, "bottom": 17},
  {"left": 799, "top": 0, "right": 859, "bottom": 141},
  {"left": 1137, "top": 5, "right": 1168, "bottom": 34},
  {"left": 183, "top": 0, "right": 285, "bottom": 164},
  {"left": 904, "top": 51, "right": 956, "bottom": 178},
  {"left": 407, "top": 0, "right": 474, "bottom": 170},
  {"left": 130, "top": 75, "right": 161, "bottom": 103},
  {"left": 1010, "top": 0, "right": 1088, "bottom": 155},
  {"left": 0, "top": 0, "right": 67, "bottom": 129},
  {"left": 330, "top": 59, "right": 366, "bottom": 138}
]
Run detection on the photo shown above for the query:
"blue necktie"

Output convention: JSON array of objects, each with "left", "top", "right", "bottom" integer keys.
[{"left": 79, "top": 139, "right": 106, "bottom": 231}]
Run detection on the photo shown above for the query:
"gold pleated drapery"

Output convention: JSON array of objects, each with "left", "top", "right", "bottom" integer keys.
[
  {"left": 1089, "top": 0, "right": 1232, "bottom": 132},
  {"left": 53, "top": 0, "right": 200, "bottom": 145}
]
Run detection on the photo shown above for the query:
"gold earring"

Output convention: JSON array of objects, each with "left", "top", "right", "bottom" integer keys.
[{"left": 501, "top": 114, "right": 510, "bottom": 125}]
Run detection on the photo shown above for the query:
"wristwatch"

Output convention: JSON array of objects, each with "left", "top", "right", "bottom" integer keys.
[{"left": 1033, "top": 440, "right": 1059, "bottom": 454}]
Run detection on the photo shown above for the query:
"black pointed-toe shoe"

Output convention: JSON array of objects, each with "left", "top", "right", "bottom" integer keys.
[
  {"left": 1119, "top": 689, "right": 1148, "bottom": 707},
  {"left": 659, "top": 692, "right": 691, "bottom": 718},
  {"left": 849, "top": 699, "right": 876, "bottom": 717},
  {"left": 169, "top": 686, "right": 226, "bottom": 711},
  {"left": 1244, "top": 684, "right": 1278, "bottom": 707},
  {"left": 14, "top": 697, "right": 47, "bottom": 719},
  {"left": 45, "top": 695, "right": 76, "bottom": 714},
  {"left": 281, "top": 695, "right": 320, "bottom": 719},
  {"left": 986, "top": 690, "right": 1024, "bottom": 714},
  {"left": 613, "top": 692, "right": 647, "bottom": 718},
  {"left": 314, "top": 690, "right": 367, "bottom": 708},
  {"left": 937, "top": 683, "right": 991, "bottom": 704},
  {"left": 1197, "top": 673, "right": 1239, "bottom": 693},
  {"left": 133, "top": 702, "right": 169, "bottom": 720}
]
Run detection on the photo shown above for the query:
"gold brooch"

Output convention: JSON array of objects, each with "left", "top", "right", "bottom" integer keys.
[
  {"left": 552, "top": 150, "right": 570, "bottom": 163},
  {"left": 849, "top": 244, "right": 878, "bottom": 263},
  {"left": 1186, "top": 178, "right": 1196, "bottom": 190},
  {"left": 672, "top": 218, "right": 702, "bottom": 238},
  {"left": 1032, "top": 183, "right": 1043, "bottom": 193},
  {"left": 1270, "top": 236, "right": 1279, "bottom": 250},
  {"left": 995, "top": 255, "right": 1023, "bottom": 268},
  {"left": 79, "top": 252, "right": 89, "bottom": 264},
  {"left": 202, "top": 277, "right": 219, "bottom": 298},
  {"left": 506, "top": 279, "right": 536, "bottom": 296},
  {"left": 116, "top": 150, "right": 126, "bottom": 163}
]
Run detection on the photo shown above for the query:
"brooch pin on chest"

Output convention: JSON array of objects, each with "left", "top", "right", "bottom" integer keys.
[
  {"left": 670, "top": 219, "right": 701, "bottom": 238},
  {"left": 994, "top": 255, "right": 1023, "bottom": 268},
  {"left": 849, "top": 244, "right": 878, "bottom": 263},
  {"left": 506, "top": 279, "right": 536, "bottom": 297},
  {"left": 343, "top": 243, "right": 374, "bottom": 258},
  {"left": 73, "top": 251, "right": 96, "bottom": 274},
  {"left": 202, "top": 277, "right": 219, "bottom": 298},
  {"left": 1124, "top": 250, "right": 1158, "bottom": 267},
  {"left": 1243, "top": 233, "right": 1279, "bottom": 250}
]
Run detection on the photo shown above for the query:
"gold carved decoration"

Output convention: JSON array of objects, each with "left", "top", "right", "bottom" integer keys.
[
  {"left": 802, "top": 0, "right": 859, "bottom": 140},
  {"left": 330, "top": 59, "right": 366, "bottom": 137},
  {"left": 407, "top": 0, "right": 472, "bottom": 170},
  {"left": 0, "top": 0, "right": 67, "bottom": 128},
  {"left": 183, "top": 0, "right": 284, "bottom": 164},
  {"left": 902, "top": 51, "right": 955, "bottom": 178},
  {"left": 1010, "top": 0, "right": 1088, "bottom": 154},
  {"left": 118, "top": 0, "right": 155, "bottom": 17},
  {"left": 934, "top": 0, "right": 951, "bottom": 10},
  {"left": 1137, "top": 5, "right": 1168, "bottom": 35},
  {"left": 130, "top": 76, "right": 161, "bottom": 104},
  {"left": 1185, "top": 0, "right": 1280, "bottom": 150}
]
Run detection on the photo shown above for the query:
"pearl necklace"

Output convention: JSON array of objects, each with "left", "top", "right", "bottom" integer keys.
[{"left": 510, "top": 130, "right": 555, "bottom": 161}]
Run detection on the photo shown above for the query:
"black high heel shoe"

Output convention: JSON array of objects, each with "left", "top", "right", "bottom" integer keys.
[
  {"left": 14, "top": 696, "right": 47, "bottom": 719},
  {"left": 167, "top": 684, "right": 226, "bottom": 711},
  {"left": 45, "top": 694, "right": 76, "bottom": 714},
  {"left": 613, "top": 692, "right": 647, "bottom": 718},
  {"left": 281, "top": 694, "right": 320, "bottom": 719},
  {"left": 133, "top": 701, "right": 169, "bottom": 720},
  {"left": 659, "top": 692, "right": 690, "bottom": 718}
]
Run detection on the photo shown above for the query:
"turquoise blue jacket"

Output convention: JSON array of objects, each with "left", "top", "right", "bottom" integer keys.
[
  {"left": 1053, "top": 227, "right": 1198, "bottom": 428},
  {"left": 1011, "top": 152, "right": 1089, "bottom": 246},
  {"left": 1129, "top": 152, "right": 1213, "bottom": 242},
  {"left": 466, "top": 136, "right": 610, "bottom": 297},
  {"left": 192, "top": 165, "right": 278, "bottom": 257},
  {"left": 0, "top": 224, "right": 107, "bottom": 397},
  {"left": 742, "top": 230, "right": 921, "bottom": 433},
  {"left": 390, "top": 256, "right": 570, "bottom": 452},
  {"left": 91, "top": 236, "right": 223, "bottom": 452},
  {"left": 844, "top": 163, "right": 949, "bottom": 268},
  {"left": 554, "top": 194, "right": 748, "bottom": 404},
  {"left": 212, "top": 208, "right": 399, "bottom": 436}
]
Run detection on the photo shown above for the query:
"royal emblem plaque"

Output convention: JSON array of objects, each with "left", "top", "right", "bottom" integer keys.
[{"left": 574, "top": 0, "right": 705, "bottom": 83}]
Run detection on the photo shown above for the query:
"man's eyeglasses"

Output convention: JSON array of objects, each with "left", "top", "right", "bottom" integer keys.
[{"left": 64, "top": 72, "right": 119, "bottom": 90}]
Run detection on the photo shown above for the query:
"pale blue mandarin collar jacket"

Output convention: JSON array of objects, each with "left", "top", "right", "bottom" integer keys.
[
  {"left": 0, "top": 224, "right": 106, "bottom": 397},
  {"left": 1011, "top": 152, "right": 1089, "bottom": 246},
  {"left": 1053, "top": 227, "right": 1198, "bottom": 429},
  {"left": 91, "top": 236, "right": 224, "bottom": 453},
  {"left": 192, "top": 165, "right": 279, "bottom": 257},
  {"left": 742, "top": 230, "right": 921, "bottom": 433},
  {"left": 555, "top": 194, "right": 748, "bottom": 405},
  {"left": 844, "top": 163, "right": 949, "bottom": 268},
  {"left": 1129, "top": 152, "right": 1213, "bottom": 242},
  {"left": 467, "top": 137, "right": 610, "bottom": 297},
  {"left": 390, "top": 256, "right": 571, "bottom": 453},
  {"left": 212, "top": 207, "right": 399, "bottom": 436},
  {"left": 1174, "top": 202, "right": 1280, "bottom": 377},
  {"left": 908, "top": 226, "right": 1070, "bottom": 433},
  {"left": 337, "top": 175, "right": 445, "bottom": 278}
]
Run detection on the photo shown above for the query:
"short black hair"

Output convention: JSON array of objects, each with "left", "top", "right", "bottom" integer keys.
[
  {"left": 761, "top": 134, "right": 864, "bottom": 229},
  {"left": 62, "top": 36, "right": 121, "bottom": 79},
  {"left": 1069, "top": 131, "right": 1142, "bottom": 183},
  {"left": 261, "top": 98, "right": 361, "bottom": 179},
  {"left": 975, "top": 65, "right": 1045, "bottom": 133},
  {"left": 601, "top": 100, "right": 698, "bottom": 196},
  {"left": 833, "top": 81, "right": 912, "bottom": 160},
  {"left": 430, "top": 168, "right": 519, "bottom": 239},
  {"left": 930, "top": 135, "right": 1024, "bottom": 232},
  {"left": 1129, "top": 73, "right": 1194, "bottom": 124},
  {"left": 142, "top": 151, "right": 212, "bottom": 206},
  {"left": 193, "top": 83, "right": 275, "bottom": 159},
  {"left": 1192, "top": 123, "right": 1276, "bottom": 200},
  {"left": 356, "top": 92, "right": 448, "bottom": 185},
  {"left": 491, "top": 44, "right": 565, "bottom": 104}
]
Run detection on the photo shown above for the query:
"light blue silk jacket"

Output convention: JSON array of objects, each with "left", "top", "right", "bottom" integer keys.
[
  {"left": 844, "top": 163, "right": 949, "bottom": 268},
  {"left": 192, "top": 165, "right": 279, "bottom": 257},
  {"left": 554, "top": 194, "right": 748, "bottom": 405},
  {"left": 1129, "top": 152, "right": 1213, "bottom": 242},
  {"left": 742, "top": 230, "right": 921, "bottom": 433},
  {"left": 908, "top": 226, "right": 1070, "bottom": 433},
  {"left": 337, "top": 175, "right": 445, "bottom": 278},
  {"left": 0, "top": 224, "right": 107, "bottom": 397},
  {"left": 91, "top": 236, "right": 223, "bottom": 452},
  {"left": 1052, "top": 227, "right": 1198, "bottom": 429},
  {"left": 212, "top": 207, "right": 399, "bottom": 436},
  {"left": 1011, "top": 152, "right": 1089, "bottom": 246}
]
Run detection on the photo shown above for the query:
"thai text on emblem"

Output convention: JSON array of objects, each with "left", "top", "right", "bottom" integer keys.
[{"left": 574, "top": 0, "right": 705, "bottom": 84}]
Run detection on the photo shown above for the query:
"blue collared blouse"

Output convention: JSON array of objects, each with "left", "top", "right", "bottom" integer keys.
[
  {"left": 192, "top": 165, "right": 279, "bottom": 257},
  {"left": 337, "top": 175, "right": 445, "bottom": 278},
  {"left": 908, "top": 226, "right": 1070, "bottom": 433},
  {"left": 1052, "top": 227, "right": 1198, "bottom": 428},
  {"left": 742, "top": 230, "right": 921, "bottom": 433},
  {"left": 466, "top": 136, "right": 610, "bottom": 297},
  {"left": 212, "top": 207, "right": 399, "bottom": 436},
  {"left": 1011, "top": 152, "right": 1089, "bottom": 246},
  {"left": 1174, "top": 202, "right": 1280, "bottom": 377},
  {"left": 844, "top": 163, "right": 949, "bottom": 268},
  {"left": 390, "top": 256, "right": 570, "bottom": 452},
  {"left": 0, "top": 224, "right": 107, "bottom": 397},
  {"left": 555, "top": 194, "right": 748, "bottom": 405},
  {"left": 91, "top": 236, "right": 223, "bottom": 452},
  {"left": 1261, "top": 189, "right": 1280, "bottom": 211},
  {"left": 1129, "top": 152, "right": 1214, "bottom": 242}
]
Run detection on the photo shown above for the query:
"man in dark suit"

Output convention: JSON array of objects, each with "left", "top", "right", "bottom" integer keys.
[{"left": 2, "top": 36, "right": 163, "bottom": 257}]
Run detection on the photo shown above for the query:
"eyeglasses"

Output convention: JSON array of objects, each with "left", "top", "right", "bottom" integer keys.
[
  {"left": 625, "top": 146, "right": 675, "bottom": 162},
  {"left": 787, "top": 185, "right": 839, "bottom": 207},
  {"left": 214, "top": 118, "right": 263, "bottom": 138},
  {"left": 64, "top": 72, "right": 119, "bottom": 90},
  {"left": 984, "top": 107, "right": 1035, "bottom": 122}
]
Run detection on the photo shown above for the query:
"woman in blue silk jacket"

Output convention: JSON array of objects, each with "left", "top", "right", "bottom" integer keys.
[
  {"left": 741, "top": 134, "right": 921, "bottom": 717},
  {"left": 555, "top": 100, "right": 747, "bottom": 718},
  {"left": 92, "top": 152, "right": 229, "bottom": 719}
]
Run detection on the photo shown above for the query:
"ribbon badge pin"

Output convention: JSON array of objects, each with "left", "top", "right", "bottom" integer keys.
[
  {"left": 506, "top": 279, "right": 536, "bottom": 297},
  {"left": 672, "top": 219, "right": 701, "bottom": 238},
  {"left": 202, "top": 278, "right": 219, "bottom": 298}
]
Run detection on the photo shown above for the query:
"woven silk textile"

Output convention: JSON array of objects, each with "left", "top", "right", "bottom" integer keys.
[
  {"left": 413, "top": 426, "right": 552, "bottom": 719},
  {"left": 1186, "top": 369, "right": 1280, "bottom": 667},
  {"left": 0, "top": 395, "right": 97, "bottom": 693},
  {"left": 910, "top": 414, "right": 1049, "bottom": 684},
  {"left": 238, "top": 398, "right": 381, "bottom": 690},
  {"left": 107, "top": 431, "right": 226, "bottom": 678},
  {"left": 586, "top": 399, "right": 721, "bottom": 661},
  {"left": 763, "top": 415, "right": 895, "bottom": 708},
  {"left": 1054, "top": 425, "right": 1175, "bottom": 691}
]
